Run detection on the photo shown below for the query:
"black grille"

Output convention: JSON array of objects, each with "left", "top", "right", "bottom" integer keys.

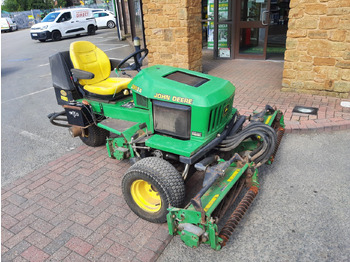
[{"left": 208, "top": 104, "right": 226, "bottom": 132}]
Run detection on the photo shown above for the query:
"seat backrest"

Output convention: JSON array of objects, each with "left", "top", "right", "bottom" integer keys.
[
  {"left": 69, "top": 41, "right": 111, "bottom": 86},
  {"left": 49, "top": 51, "right": 75, "bottom": 91}
]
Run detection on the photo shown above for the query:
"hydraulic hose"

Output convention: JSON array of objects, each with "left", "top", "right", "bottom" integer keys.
[{"left": 217, "top": 121, "right": 277, "bottom": 166}]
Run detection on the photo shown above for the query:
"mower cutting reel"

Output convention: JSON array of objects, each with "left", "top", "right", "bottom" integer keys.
[
  {"left": 167, "top": 109, "right": 284, "bottom": 250},
  {"left": 47, "top": 41, "right": 285, "bottom": 251}
]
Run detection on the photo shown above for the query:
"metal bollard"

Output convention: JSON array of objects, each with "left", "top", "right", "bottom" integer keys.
[{"left": 134, "top": 36, "right": 141, "bottom": 62}]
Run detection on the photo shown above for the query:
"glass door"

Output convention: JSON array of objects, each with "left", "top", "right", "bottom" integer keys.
[
  {"left": 235, "top": 0, "right": 270, "bottom": 59},
  {"left": 205, "top": 0, "right": 233, "bottom": 59}
]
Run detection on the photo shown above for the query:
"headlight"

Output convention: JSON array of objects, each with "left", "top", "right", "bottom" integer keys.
[{"left": 42, "top": 25, "right": 48, "bottom": 30}]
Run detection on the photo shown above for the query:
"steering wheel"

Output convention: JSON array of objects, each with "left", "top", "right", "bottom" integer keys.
[{"left": 117, "top": 48, "right": 149, "bottom": 72}]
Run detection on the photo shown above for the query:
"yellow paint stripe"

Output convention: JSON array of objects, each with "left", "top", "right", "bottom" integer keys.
[
  {"left": 204, "top": 194, "right": 219, "bottom": 212},
  {"left": 265, "top": 115, "right": 272, "bottom": 125},
  {"left": 227, "top": 169, "right": 240, "bottom": 182}
]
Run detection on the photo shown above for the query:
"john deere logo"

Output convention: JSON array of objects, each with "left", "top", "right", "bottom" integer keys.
[
  {"left": 60, "top": 90, "right": 67, "bottom": 96},
  {"left": 223, "top": 105, "right": 229, "bottom": 116}
]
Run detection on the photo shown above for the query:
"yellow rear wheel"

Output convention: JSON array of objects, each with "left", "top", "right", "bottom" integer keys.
[{"left": 130, "top": 180, "right": 161, "bottom": 213}]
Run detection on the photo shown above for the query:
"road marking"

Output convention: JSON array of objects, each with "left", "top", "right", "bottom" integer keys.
[
  {"left": 20, "top": 130, "right": 59, "bottom": 146},
  {"left": 39, "top": 73, "right": 51, "bottom": 78},
  {"left": 2, "top": 87, "right": 52, "bottom": 104},
  {"left": 93, "top": 42, "right": 126, "bottom": 45},
  {"left": 38, "top": 63, "right": 49, "bottom": 67},
  {"left": 104, "top": 45, "right": 130, "bottom": 52}
]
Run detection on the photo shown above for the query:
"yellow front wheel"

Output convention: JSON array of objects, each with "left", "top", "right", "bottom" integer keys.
[
  {"left": 130, "top": 180, "right": 161, "bottom": 213},
  {"left": 122, "top": 157, "right": 185, "bottom": 223}
]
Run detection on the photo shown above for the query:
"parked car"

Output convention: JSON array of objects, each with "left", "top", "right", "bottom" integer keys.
[
  {"left": 1, "top": 17, "right": 18, "bottom": 32},
  {"left": 93, "top": 11, "right": 116, "bottom": 29},
  {"left": 30, "top": 8, "right": 97, "bottom": 42},
  {"left": 91, "top": 9, "right": 114, "bottom": 15}
]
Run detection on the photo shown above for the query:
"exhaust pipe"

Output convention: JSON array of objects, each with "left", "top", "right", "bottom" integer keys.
[{"left": 69, "top": 126, "right": 83, "bottom": 137}]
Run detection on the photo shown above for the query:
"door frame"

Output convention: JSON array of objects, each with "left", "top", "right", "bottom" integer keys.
[
  {"left": 212, "top": 0, "right": 234, "bottom": 59},
  {"left": 234, "top": 0, "right": 271, "bottom": 59}
]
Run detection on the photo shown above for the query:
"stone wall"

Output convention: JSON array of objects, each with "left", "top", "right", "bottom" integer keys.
[
  {"left": 142, "top": 0, "right": 202, "bottom": 71},
  {"left": 282, "top": 0, "right": 350, "bottom": 98}
]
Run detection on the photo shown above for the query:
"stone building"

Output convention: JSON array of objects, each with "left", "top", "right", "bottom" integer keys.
[
  {"left": 137, "top": 0, "right": 349, "bottom": 98},
  {"left": 282, "top": 0, "right": 349, "bottom": 98}
]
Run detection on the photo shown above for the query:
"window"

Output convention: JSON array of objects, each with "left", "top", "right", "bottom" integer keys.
[
  {"left": 57, "top": 12, "right": 72, "bottom": 23},
  {"left": 42, "top": 12, "right": 60, "bottom": 23}
]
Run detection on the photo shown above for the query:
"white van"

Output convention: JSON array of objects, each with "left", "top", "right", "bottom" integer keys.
[
  {"left": 30, "top": 8, "right": 97, "bottom": 42},
  {"left": 1, "top": 17, "right": 18, "bottom": 32}
]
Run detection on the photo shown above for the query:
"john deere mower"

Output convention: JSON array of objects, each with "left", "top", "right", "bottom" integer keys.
[{"left": 48, "top": 41, "right": 285, "bottom": 250}]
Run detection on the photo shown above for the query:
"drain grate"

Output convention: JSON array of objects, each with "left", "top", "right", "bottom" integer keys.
[{"left": 292, "top": 106, "right": 318, "bottom": 115}]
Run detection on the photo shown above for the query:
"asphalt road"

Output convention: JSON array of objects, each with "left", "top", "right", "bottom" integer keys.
[
  {"left": 1, "top": 28, "right": 135, "bottom": 185},
  {"left": 158, "top": 131, "right": 350, "bottom": 262}
]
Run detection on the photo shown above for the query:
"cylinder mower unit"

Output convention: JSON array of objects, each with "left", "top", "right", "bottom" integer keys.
[{"left": 47, "top": 41, "right": 285, "bottom": 250}]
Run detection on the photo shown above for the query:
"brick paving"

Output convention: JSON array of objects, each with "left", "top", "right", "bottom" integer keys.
[
  {"left": 2, "top": 53, "right": 350, "bottom": 262},
  {"left": 2, "top": 146, "right": 172, "bottom": 262}
]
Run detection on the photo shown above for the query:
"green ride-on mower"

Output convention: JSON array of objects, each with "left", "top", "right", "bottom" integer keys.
[{"left": 48, "top": 41, "right": 285, "bottom": 250}]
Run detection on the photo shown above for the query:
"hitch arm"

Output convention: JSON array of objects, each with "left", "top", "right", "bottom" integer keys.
[{"left": 191, "top": 153, "right": 244, "bottom": 223}]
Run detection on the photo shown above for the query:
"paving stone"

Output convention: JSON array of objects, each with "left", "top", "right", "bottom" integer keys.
[
  {"left": 2, "top": 203, "right": 23, "bottom": 217},
  {"left": 6, "top": 194, "right": 28, "bottom": 206},
  {"left": 43, "top": 231, "right": 72, "bottom": 255},
  {"left": 106, "top": 242, "right": 126, "bottom": 258},
  {"left": 62, "top": 251, "right": 89, "bottom": 262},
  {"left": 86, "top": 211, "right": 111, "bottom": 231},
  {"left": 86, "top": 237, "right": 114, "bottom": 260},
  {"left": 49, "top": 246, "right": 71, "bottom": 262},
  {"left": 66, "top": 223, "right": 93, "bottom": 239},
  {"left": 33, "top": 207, "right": 57, "bottom": 221},
  {"left": 99, "top": 252, "right": 119, "bottom": 261},
  {"left": 1, "top": 240, "right": 31, "bottom": 262},
  {"left": 2, "top": 228, "right": 15, "bottom": 243},
  {"left": 21, "top": 245, "right": 50, "bottom": 262},
  {"left": 2, "top": 214, "right": 19, "bottom": 230},
  {"left": 69, "top": 212, "right": 93, "bottom": 226},
  {"left": 134, "top": 247, "right": 158, "bottom": 262},
  {"left": 26, "top": 230, "right": 52, "bottom": 250},
  {"left": 29, "top": 218, "right": 54, "bottom": 235},
  {"left": 46, "top": 220, "right": 74, "bottom": 239},
  {"left": 10, "top": 215, "right": 36, "bottom": 234},
  {"left": 4, "top": 227, "right": 34, "bottom": 249},
  {"left": 65, "top": 237, "right": 93, "bottom": 257}
]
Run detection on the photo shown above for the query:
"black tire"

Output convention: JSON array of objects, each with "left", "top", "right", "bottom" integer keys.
[
  {"left": 52, "top": 30, "right": 61, "bottom": 41},
  {"left": 79, "top": 124, "right": 109, "bottom": 147},
  {"left": 39, "top": 39, "right": 46, "bottom": 42},
  {"left": 107, "top": 21, "right": 115, "bottom": 29},
  {"left": 87, "top": 25, "right": 96, "bottom": 35},
  {"left": 122, "top": 157, "right": 185, "bottom": 223}
]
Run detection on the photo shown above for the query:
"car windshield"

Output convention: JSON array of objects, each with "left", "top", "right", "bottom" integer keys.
[{"left": 42, "top": 12, "right": 60, "bottom": 22}]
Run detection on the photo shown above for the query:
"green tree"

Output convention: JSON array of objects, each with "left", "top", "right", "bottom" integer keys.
[
  {"left": 2, "top": 0, "right": 19, "bottom": 12},
  {"left": 31, "top": 0, "right": 53, "bottom": 9},
  {"left": 2, "top": 0, "right": 31, "bottom": 12},
  {"left": 1, "top": 0, "right": 70, "bottom": 12}
]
